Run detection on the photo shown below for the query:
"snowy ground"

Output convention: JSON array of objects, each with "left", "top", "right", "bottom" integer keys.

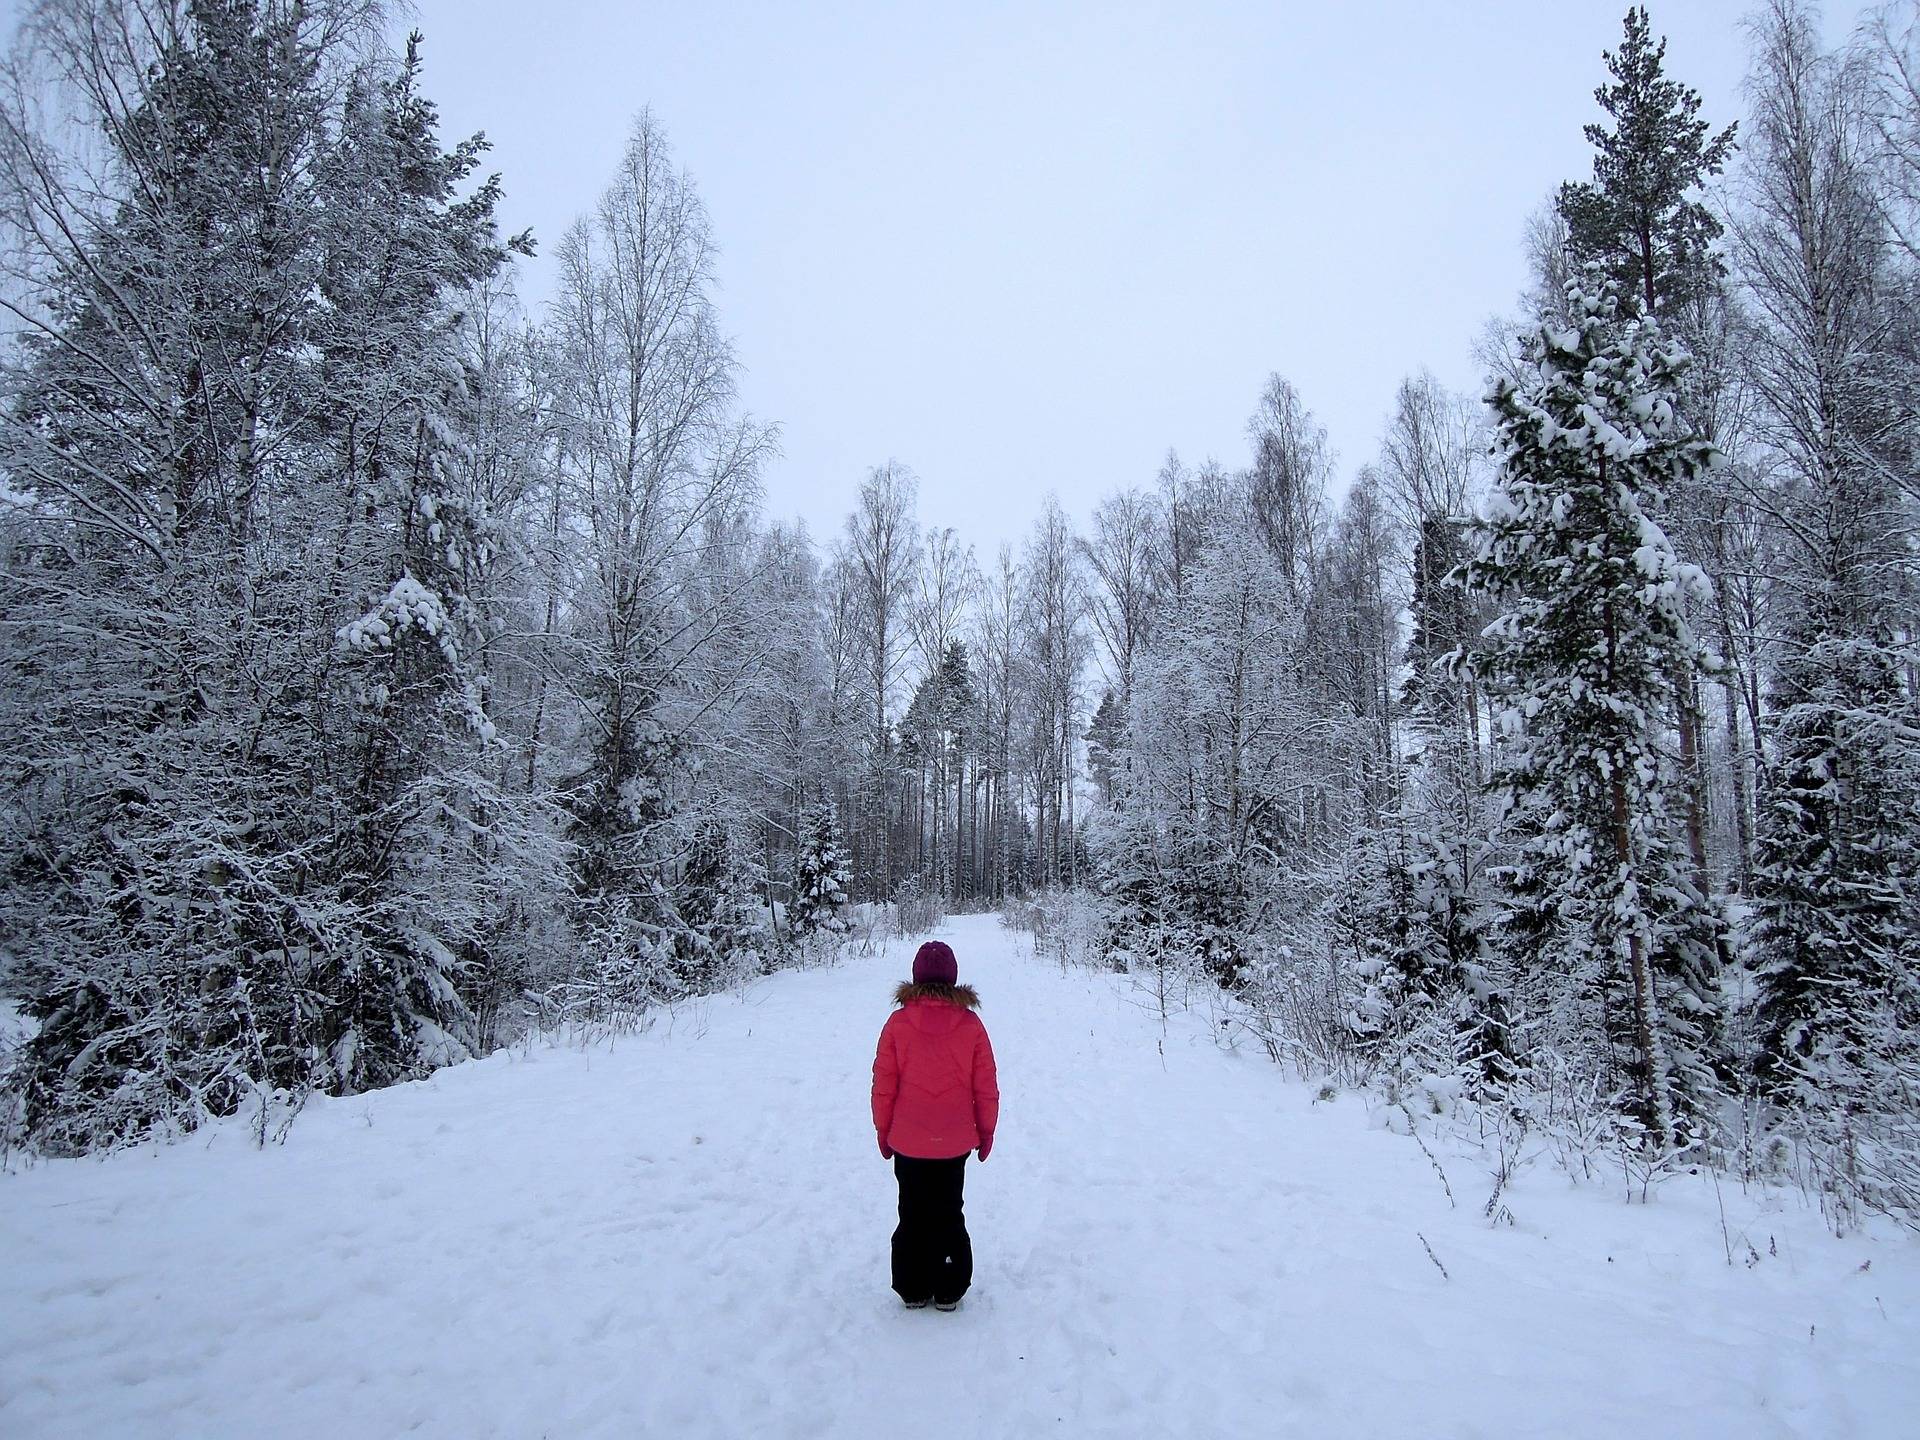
[{"left": 3, "top": 913, "right": 1917, "bottom": 1439}]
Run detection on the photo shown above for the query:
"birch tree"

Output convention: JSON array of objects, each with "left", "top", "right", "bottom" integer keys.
[
  {"left": 544, "top": 111, "right": 772, "bottom": 998},
  {"left": 843, "top": 461, "right": 918, "bottom": 895},
  {"left": 1735, "top": 3, "right": 1920, "bottom": 1136}
]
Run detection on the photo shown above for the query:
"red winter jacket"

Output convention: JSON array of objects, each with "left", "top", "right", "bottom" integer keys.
[{"left": 871, "top": 983, "right": 999, "bottom": 1160}]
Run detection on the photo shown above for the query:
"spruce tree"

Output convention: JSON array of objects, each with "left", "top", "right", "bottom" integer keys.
[
  {"left": 1747, "top": 375, "right": 1920, "bottom": 1099},
  {"left": 675, "top": 809, "right": 770, "bottom": 988},
  {"left": 1456, "top": 276, "right": 1726, "bottom": 1146},
  {"left": 0, "top": 1, "right": 418, "bottom": 1149},
  {"left": 1557, "top": 6, "right": 1739, "bottom": 896},
  {"left": 790, "top": 801, "right": 853, "bottom": 951},
  {"left": 1380, "top": 458, "right": 1509, "bottom": 1093},
  {"left": 316, "top": 33, "right": 526, "bottom": 1092},
  {"left": 1335, "top": 803, "right": 1509, "bottom": 1094},
  {"left": 1332, "top": 827, "right": 1418, "bottom": 1060},
  {"left": 1737, "top": 1, "right": 1920, "bottom": 1220},
  {"left": 1751, "top": 595, "right": 1920, "bottom": 1094}
]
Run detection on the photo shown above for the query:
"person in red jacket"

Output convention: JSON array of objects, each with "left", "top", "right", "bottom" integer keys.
[{"left": 871, "top": 939, "right": 999, "bottom": 1311}]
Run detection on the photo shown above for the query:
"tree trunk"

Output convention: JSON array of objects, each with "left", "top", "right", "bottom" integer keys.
[
  {"left": 1722, "top": 658, "right": 1755, "bottom": 894},
  {"left": 1605, "top": 576, "right": 1672, "bottom": 1148},
  {"left": 1674, "top": 660, "right": 1711, "bottom": 893},
  {"left": 1614, "top": 768, "right": 1672, "bottom": 1148}
]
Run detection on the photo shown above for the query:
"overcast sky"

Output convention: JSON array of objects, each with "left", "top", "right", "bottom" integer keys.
[{"left": 16, "top": 1, "right": 1870, "bottom": 556}]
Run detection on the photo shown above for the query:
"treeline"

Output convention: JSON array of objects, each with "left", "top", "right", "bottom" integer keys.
[
  {"left": 2, "top": 0, "right": 1918, "bottom": 1209},
  {"left": 1077, "top": 2, "right": 1920, "bottom": 1228},
  {"left": 0, "top": 1, "right": 830, "bottom": 1152},
  {"left": 0, "top": 0, "right": 1177, "bottom": 1153}
]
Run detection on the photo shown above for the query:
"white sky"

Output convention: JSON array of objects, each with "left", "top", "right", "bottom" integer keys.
[{"left": 3, "top": 1, "right": 1874, "bottom": 556}]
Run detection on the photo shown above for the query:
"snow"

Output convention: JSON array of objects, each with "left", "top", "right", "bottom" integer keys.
[
  {"left": 337, "top": 573, "right": 459, "bottom": 664},
  {"left": 0, "top": 999, "right": 32, "bottom": 1051},
  {"left": 3, "top": 912, "right": 1917, "bottom": 1438}
]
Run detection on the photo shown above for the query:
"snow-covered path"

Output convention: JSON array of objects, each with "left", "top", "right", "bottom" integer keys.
[{"left": 3, "top": 913, "right": 1917, "bottom": 1438}]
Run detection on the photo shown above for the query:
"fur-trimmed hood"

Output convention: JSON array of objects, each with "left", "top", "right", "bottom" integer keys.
[{"left": 893, "top": 981, "right": 980, "bottom": 1010}]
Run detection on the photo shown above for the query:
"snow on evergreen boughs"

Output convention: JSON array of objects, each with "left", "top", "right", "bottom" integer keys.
[
  {"left": 788, "top": 797, "right": 862, "bottom": 950},
  {"left": 1334, "top": 811, "right": 1511, "bottom": 1102},
  {"left": 1454, "top": 274, "right": 1728, "bottom": 1148},
  {"left": 1750, "top": 619, "right": 1920, "bottom": 1091},
  {"left": 2, "top": 0, "right": 1914, "bottom": 1199},
  {"left": 0, "top": 14, "right": 561, "bottom": 1152},
  {"left": 789, "top": 801, "right": 854, "bottom": 956},
  {"left": 674, "top": 807, "right": 771, "bottom": 988},
  {"left": 339, "top": 574, "right": 460, "bottom": 664}
]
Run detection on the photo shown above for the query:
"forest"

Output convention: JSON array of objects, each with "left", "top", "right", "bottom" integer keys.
[{"left": 0, "top": 0, "right": 1916, "bottom": 1236}]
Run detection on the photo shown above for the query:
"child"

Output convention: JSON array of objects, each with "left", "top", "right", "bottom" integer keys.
[{"left": 870, "top": 939, "right": 999, "bottom": 1311}]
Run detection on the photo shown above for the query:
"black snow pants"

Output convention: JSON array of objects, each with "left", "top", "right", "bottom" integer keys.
[{"left": 891, "top": 1153, "right": 972, "bottom": 1304}]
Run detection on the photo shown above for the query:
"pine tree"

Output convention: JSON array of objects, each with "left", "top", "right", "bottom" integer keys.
[
  {"left": 1085, "top": 690, "right": 1124, "bottom": 804},
  {"left": 1455, "top": 276, "right": 1727, "bottom": 1147},
  {"left": 1557, "top": 6, "right": 1737, "bottom": 319},
  {"left": 1557, "top": 6, "right": 1739, "bottom": 895},
  {"left": 901, "top": 638, "right": 981, "bottom": 898},
  {"left": 1401, "top": 513, "right": 1475, "bottom": 728}
]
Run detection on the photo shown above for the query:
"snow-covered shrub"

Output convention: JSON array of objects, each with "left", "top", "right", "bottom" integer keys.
[
  {"left": 1228, "top": 928, "right": 1364, "bottom": 1085},
  {"left": 1018, "top": 889, "right": 1108, "bottom": 971},
  {"left": 997, "top": 894, "right": 1042, "bottom": 936},
  {"left": 1760, "top": 1003, "right": 1920, "bottom": 1235},
  {"left": 891, "top": 874, "right": 945, "bottom": 939}
]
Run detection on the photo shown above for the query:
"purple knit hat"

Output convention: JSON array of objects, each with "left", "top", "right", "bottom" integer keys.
[{"left": 911, "top": 940, "right": 958, "bottom": 986}]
